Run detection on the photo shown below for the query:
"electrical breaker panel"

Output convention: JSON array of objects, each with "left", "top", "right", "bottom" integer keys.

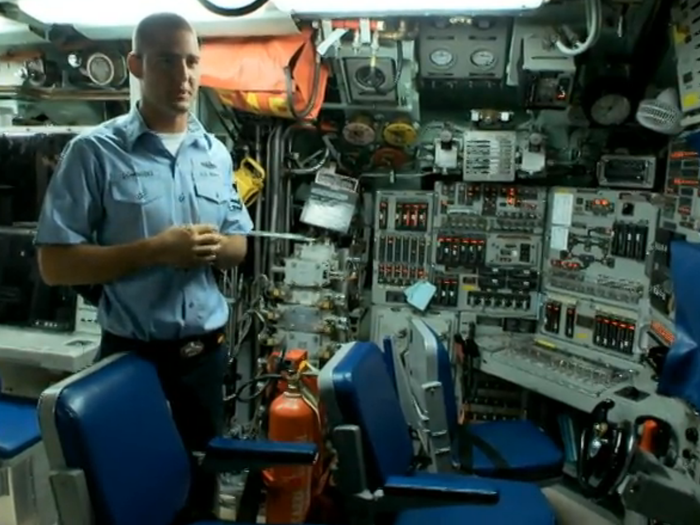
[
  {"left": 372, "top": 190, "right": 435, "bottom": 305},
  {"left": 540, "top": 188, "right": 658, "bottom": 361},
  {"left": 431, "top": 182, "right": 547, "bottom": 330}
]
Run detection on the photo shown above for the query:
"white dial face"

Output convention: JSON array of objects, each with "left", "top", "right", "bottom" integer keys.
[
  {"left": 430, "top": 49, "right": 454, "bottom": 67},
  {"left": 470, "top": 49, "right": 496, "bottom": 69},
  {"left": 590, "top": 94, "right": 631, "bottom": 126}
]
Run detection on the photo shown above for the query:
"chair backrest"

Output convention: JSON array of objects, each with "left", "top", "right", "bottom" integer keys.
[
  {"left": 433, "top": 330, "right": 460, "bottom": 438},
  {"left": 405, "top": 319, "right": 459, "bottom": 438},
  {"left": 319, "top": 342, "right": 414, "bottom": 486},
  {"left": 38, "top": 353, "right": 191, "bottom": 525}
]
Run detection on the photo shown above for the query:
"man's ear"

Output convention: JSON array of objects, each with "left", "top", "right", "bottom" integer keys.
[{"left": 126, "top": 52, "right": 143, "bottom": 79}]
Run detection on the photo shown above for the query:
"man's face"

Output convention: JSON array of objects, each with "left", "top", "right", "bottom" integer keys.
[{"left": 139, "top": 28, "right": 200, "bottom": 115}]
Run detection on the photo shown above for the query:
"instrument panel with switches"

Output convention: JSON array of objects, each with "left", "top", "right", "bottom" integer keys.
[
  {"left": 540, "top": 293, "right": 645, "bottom": 360},
  {"left": 544, "top": 188, "right": 658, "bottom": 311},
  {"left": 659, "top": 133, "right": 700, "bottom": 233},
  {"left": 431, "top": 182, "right": 546, "bottom": 320},
  {"left": 372, "top": 191, "right": 435, "bottom": 305},
  {"left": 647, "top": 136, "right": 700, "bottom": 327}
]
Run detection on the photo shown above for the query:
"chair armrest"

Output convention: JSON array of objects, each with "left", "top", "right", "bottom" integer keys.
[
  {"left": 376, "top": 474, "right": 499, "bottom": 510},
  {"left": 201, "top": 437, "right": 318, "bottom": 472}
]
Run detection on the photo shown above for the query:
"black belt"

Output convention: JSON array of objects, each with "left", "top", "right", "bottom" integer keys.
[{"left": 102, "top": 328, "right": 226, "bottom": 360}]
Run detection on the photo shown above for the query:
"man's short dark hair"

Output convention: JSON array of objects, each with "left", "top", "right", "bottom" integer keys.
[{"left": 132, "top": 12, "right": 194, "bottom": 55}]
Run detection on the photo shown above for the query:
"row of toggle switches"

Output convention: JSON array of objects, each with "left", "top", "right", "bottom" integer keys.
[
  {"left": 377, "top": 200, "right": 430, "bottom": 231},
  {"left": 543, "top": 301, "right": 636, "bottom": 355},
  {"left": 611, "top": 222, "right": 648, "bottom": 261},
  {"left": 377, "top": 235, "right": 429, "bottom": 265},
  {"left": 593, "top": 315, "right": 636, "bottom": 354},
  {"left": 436, "top": 235, "right": 486, "bottom": 268},
  {"left": 467, "top": 292, "right": 531, "bottom": 309},
  {"left": 376, "top": 264, "right": 427, "bottom": 287}
]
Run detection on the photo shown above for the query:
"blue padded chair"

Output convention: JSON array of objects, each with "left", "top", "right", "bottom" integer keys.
[
  {"left": 433, "top": 332, "right": 564, "bottom": 481},
  {"left": 37, "top": 352, "right": 318, "bottom": 525},
  {"left": 320, "top": 341, "right": 558, "bottom": 525},
  {"left": 383, "top": 325, "right": 563, "bottom": 481},
  {"left": 0, "top": 393, "right": 41, "bottom": 462},
  {"left": 0, "top": 378, "right": 53, "bottom": 525}
]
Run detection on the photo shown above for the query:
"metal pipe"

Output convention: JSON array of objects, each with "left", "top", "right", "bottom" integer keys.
[
  {"left": 284, "top": 177, "right": 293, "bottom": 256},
  {"left": 268, "top": 125, "right": 285, "bottom": 278},
  {"left": 321, "top": 102, "right": 403, "bottom": 112},
  {"left": 254, "top": 125, "right": 264, "bottom": 282}
]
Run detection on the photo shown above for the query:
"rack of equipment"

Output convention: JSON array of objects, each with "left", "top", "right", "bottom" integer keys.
[
  {"left": 269, "top": 242, "right": 361, "bottom": 365},
  {"left": 432, "top": 182, "right": 547, "bottom": 335},
  {"left": 649, "top": 131, "right": 700, "bottom": 342}
]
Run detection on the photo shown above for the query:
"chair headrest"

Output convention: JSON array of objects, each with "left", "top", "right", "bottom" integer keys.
[{"left": 39, "top": 353, "right": 190, "bottom": 525}]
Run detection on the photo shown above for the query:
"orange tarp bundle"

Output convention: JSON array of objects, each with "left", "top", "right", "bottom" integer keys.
[{"left": 200, "top": 29, "right": 329, "bottom": 121}]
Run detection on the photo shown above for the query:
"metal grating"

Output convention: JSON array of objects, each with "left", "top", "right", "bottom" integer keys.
[
  {"left": 673, "top": 0, "right": 700, "bottom": 126},
  {"left": 462, "top": 130, "right": 516, "bottom": 182}
]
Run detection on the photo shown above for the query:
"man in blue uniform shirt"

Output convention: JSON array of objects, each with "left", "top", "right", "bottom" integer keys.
[{"left": 34, "top": 13, "right": 252, "bottom": 520}]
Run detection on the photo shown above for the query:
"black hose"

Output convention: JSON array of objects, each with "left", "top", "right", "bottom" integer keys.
[
  {"left": 233, "top": 373, "right": 282, "bottom": 402},
  {"left": 198, "top": 0, "right": 268, "bottom": 17},
  {"left": 284, "top": 56, "right": 322, "bottom": 120}
]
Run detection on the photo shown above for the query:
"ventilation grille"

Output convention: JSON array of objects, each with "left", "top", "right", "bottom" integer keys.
[{"left": 462, "top": 131, "right": 516, "bottom": 182}]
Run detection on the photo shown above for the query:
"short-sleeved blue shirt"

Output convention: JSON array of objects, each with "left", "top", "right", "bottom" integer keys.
[{"left": 35, "top": 106, "right": 253, "bottom": 341}]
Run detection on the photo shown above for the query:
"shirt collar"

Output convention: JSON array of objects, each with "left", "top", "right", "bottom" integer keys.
[{"left": 121, "top": 103, "right": 208, "bottom": 151}]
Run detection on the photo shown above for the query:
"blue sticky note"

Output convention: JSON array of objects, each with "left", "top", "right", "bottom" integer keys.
[{"left": 404, "top": 281, "right": 436, "bottom": 312}]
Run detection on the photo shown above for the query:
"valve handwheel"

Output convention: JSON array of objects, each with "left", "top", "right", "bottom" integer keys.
[{"left": 578, "top": 399, "right": 636, "bottom": 498}]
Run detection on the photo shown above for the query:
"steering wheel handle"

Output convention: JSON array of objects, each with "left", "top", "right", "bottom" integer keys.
[
  {"left": 591, "top": 399, "right": 615, "bottom": 423},
  {"left": 578, "top": 400, "right": 632, "bottom": 498}
]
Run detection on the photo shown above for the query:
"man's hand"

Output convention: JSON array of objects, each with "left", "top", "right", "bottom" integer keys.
[{"left": 155, "top": 224, "right": 222, "bottom": 268}]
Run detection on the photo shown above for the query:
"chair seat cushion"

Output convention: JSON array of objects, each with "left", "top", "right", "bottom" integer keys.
[
  {"left": 395, "top": 476, "right": 556, "bottom": 525},
  {"left": 456, "top": 420, "right": 563, "bottom": 480},
  {"left": 0, "top": 396, "right": 41, "bottom": 460}
]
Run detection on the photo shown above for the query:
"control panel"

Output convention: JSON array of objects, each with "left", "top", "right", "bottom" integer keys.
[
  {"left": 540, "top": 188, "right": 657, "bottom": 361},
  {"left": 544, "top": 188, "right": 658, "bottom": 311},
  {"left": 75, "top": 297, "right": 100, "bottom": 335},
  {"left": 647, "top": 136, "right": 700, "bottom": 331},
  {"left": 540, "top": 293, "right": 644, "bottom": 359},
  {"left": 484, "top": 338, "right": 638, "bottom": 399},
  {"left": 432, "top": 182, "right": 547, "bottom": 322},
  {"left": 663, "top": 133, "right": 700, "bottom": 232},
  {"left": 372, "top": 191, "right": 434, "bottom": 305}
]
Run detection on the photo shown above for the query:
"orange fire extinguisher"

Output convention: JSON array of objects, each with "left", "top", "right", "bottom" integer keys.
[{"left": 265, "top": 374, "right": 318, "bottom": 524}]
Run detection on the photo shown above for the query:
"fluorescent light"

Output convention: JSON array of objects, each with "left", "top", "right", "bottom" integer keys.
[
  {"left": 18, "top": 0, "right": 234, "bottom": 25},
  {"left": 272, "top": 0, "right": 545, "bottom": 15}
]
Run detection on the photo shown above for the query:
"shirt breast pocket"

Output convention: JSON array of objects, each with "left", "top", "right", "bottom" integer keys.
[
  {"left": 194, "top": 177, "right": 226, "bottom": 227},
  {"left": 108, "top": 176, "right": 169, "bottom": 240}
]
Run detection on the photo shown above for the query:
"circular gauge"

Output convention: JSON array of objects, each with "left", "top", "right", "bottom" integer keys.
[
  {"left": 590, "top": 94, "right": 632, "bottom": 126},
  {"left": 383, "top": 121, "right": 417, "bottom": 147},
  {"left": 372, "top": 147, "right": 408, "bottom": 169},
  {"left": 86, "top": 53, "right": 115, "bottom": 87},
  {"left": 429, "top": 49, "right": 454, "bottom": 68},
  {"left": 355, "top": 66, "right": 386, "bottom": 90},
  {"left": 66, "top": 53, "right": 81, "bottom": 68},
  {"left": 470, "top": 49, "right": 496, "bottom": 69},
  {"left": 342, "top": 120, "right": 376, "bottom": 146}
]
